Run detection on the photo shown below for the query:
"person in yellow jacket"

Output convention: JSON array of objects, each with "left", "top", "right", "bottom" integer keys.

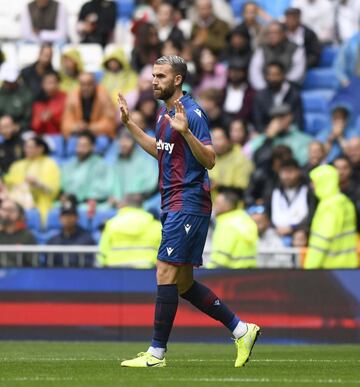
[
  {"left": 304, "top": 164, "right": 358, "bottom": 269},
  {"left": 207, "top": 189, "right": 258, "bottom": 268},
  {"left": 3, "top": 136, "right": 60, "bottom": 225},
  {"left": 101, "top": 47, "right": 138, "bottom": 108},
  {"left": 59, "top": 48, "right": 84, "bottom": 93},
  {"left": 98, "top": 195, "right": 162, "bottom": 268}
]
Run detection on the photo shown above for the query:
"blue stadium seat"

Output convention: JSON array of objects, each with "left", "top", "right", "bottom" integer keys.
[
  {"left": 32, "top": 229, "right": 59, "bottom": 245},
  {"left": 92, "top": 208, "right": 117, "bottom": 231},
  {"left": 25, "top": 208, "right": 42, "bottom": 231},
  {"left": 95, "top": 135, "right": 111, "bottom": 155},
  {"left": 116, "top": 0, "right": 134, "bottom": 20},
  {"left": 303, "top": 68, "right": 339, "bottom": 90},
  {"left": 143, "top": 192, "right": 161, "bottom": 220},
  {"left": 46, "top": 134, "right": 65, "bottom": 158},
  {"left": 65, "top": 135, "right": 78, "bottom": 158},
  {"left": 319, "top": 46, "right": 339, "bottom": 68},
  {"left": 304, "top": 113, "right": 330, "bottom": 136},
  {"left": 301, "top": 90, "right": 335, "bottom": 114}
]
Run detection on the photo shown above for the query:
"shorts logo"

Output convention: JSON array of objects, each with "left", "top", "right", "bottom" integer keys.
[
  {"left": 184, "top": 224, "right": 192, "bottom": 234},
  {"left": 166, "top": 247, "right": 174, "bottom": 256},
  {"left": 157, "top": 139, "right": 175, "bottom": 154},
  {"left": 194, "top": 108, "right": 202, "bottom": 117}
]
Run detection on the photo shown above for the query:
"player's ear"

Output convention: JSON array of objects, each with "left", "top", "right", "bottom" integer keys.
[{"left": 174, "top": 74, "right": 182, "bottom": 87}]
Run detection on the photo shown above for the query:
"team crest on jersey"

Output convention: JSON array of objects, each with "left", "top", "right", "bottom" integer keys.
[
  {"left": 157, "top": 139, "right": 175, "bottom": 154},
  {"left": 194, "top": 108, "right": 202, "bottom": 117}
]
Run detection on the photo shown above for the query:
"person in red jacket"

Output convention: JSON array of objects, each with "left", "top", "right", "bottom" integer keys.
[{"left": 31, "top": 71, "right": 67, "bottom": 135}]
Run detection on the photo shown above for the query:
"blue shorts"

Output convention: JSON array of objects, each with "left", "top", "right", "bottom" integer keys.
[{"left": 157, "top": 211, "right": 211, "bottom": 267}]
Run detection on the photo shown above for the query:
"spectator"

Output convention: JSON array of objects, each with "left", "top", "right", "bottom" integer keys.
[
  {"left": 20, "top": 44, "right": 54, "bottom": 99},
  {"left": 190, "top": 0, "right": 230, "bottom": 55},
  {"left": 253, "top": 61, "right": 303, "bottom": 133},
  {"left": 155, "top": 2, "right": 184, "bottom": 45},
  {"left": 209, "top": 126, "right": 254, "bottom": 191},
  {"left": 98, "top": 194, "right": 161, "bottom": 268},
  {"left": 303, "top": 141, "right": 326, "bottom": 175},
  {"left": 248, "top": 204, "right": 288, "bottom": 268},
  {"left": 223, "top": 25, "right": 252, "bottom": 65},
  {"left": 0, "top": 64, "right": 33, "bottom": 131},
  {"left": 333, "top": 0, "right": 360, "bottom": 44},
  {"left": 229, "top": 119, "right": 249, "bottom": 147},
  {"left": 61, "top": 130, "right": 109, "bottom": 204},
  {"left": 269, "top": 158, "right": 311, "bottom": 238},
  {"left": 221, "top": 57, "right": 255, "bottom": 125},
  {"left": 62, "top": 72, "right": 116, "bottom": 138},
  {"left": 249, "top": 21, "right": 306, "bottom": 90},
  {"left": 346, "top": 136, "right": 360, "bottom": 182},
  {"left": 250, "top": 104, "right": 312, "bottom": 166},
  {"left": 291, "top": 0, "right": 334, "bottom": 43},
  {"left": 304, "top": 165, "right": 358, "bottom": 269},
  {"left": 284, "top": 7, "right": 321, "bottom": 68},
  {"left": 0, "top": 199, "right": 37, "bottom": 267},
  {"left": 106, "top": 130, "right": 158, "bottom": 208},
  {"left": 192, "top": 47, "right": 227, "bottom": 98},
  {"left": 31, "top": 71, "right": 67, "bottom": 135},
  {"left": 47, "top": 196, "right": 95, "bottom": 267},
  {"left": 131, "top": 22, "right": 162, "bottom": 72},
  {"left": 135, "top": 90, "right": 159, "bottom": 133},
  {"left": 207, "top": 189, "right": 258, "bottom": 268},
  {"left": 101, "top": 48, "right": 138, "bottom": 108},
  {"left": 333, "top": 155, "right": 360, "bottom": 231},
  {"left": 316, "top": 105, "right": 359, "bottom": 163},
  {"left": 59, "top": 49, "right": 84, "bottom": 93},
  {"left": 20, "top": 0, "right": 67, "bottom": 45},
  {"left": 197, "top": 89, "right": 226, "bottom": 129},
  {"left": 0, "top": 116, "right": 24, "bottom": 176},
  {"left": 236, "top": 1, "right": 263, "bottom": 49},
  {"left": 77, "top": 0, "right": 116, "bottom": 47},
  {"left": 334, "top": 32, "right": 360, "bottom": 88},
  {"left": 3, "top": 136, "right": 60, "bottom": 224},
  {"left": 245, "top": 145, "right": 293, "bottom": 207}
]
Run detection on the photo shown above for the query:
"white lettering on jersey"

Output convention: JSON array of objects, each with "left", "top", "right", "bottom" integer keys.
[
  {"left": 156, "top": 139, "right": 175, "bottom": 154},
  {"left": 194, "top": 108, "right": 202, "bottom": 117},
  {"left": 166, "top": 247, "right": 174, "bottom": 256}
]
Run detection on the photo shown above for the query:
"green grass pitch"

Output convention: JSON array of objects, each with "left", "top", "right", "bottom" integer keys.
[{"left": 0, "top": 341, "right": 359, "bottom": 387}]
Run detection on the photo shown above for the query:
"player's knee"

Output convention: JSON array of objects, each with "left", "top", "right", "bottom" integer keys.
[
  {"left": 177, "top": 278, "right": 193, "bottom": 295},
  {"left": 156, "top": 261, "right": 178, "bottom": 285}
]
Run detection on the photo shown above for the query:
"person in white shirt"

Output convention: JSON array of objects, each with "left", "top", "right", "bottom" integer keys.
[{"left": 333, "top": 0, "right": 360, "bottom": 43}]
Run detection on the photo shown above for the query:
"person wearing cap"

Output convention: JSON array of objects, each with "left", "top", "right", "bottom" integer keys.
[
  {"left": 2, "top": 136, "right": 60, "bottom": 225},
  {"left": 0, "top": 63, "right": 33, "bottom": 132},
  {"left": 221, "top": 57, "right": 255, "bottom": 125},
  {"left": 253, "top": 61, "right": 303, "bottom": 133},
  {"left": 284, "top": 7, "right": 321, "bottom": 68},
  {"left": 304, "top": 165, "right": 358, "bottom": 269},
  {"left": 207, "top": 189, "right": 258, "bottom": 269},
  {"left": 250, "top": 103, "right": 312, "bottom": 166},
  {"left": 47, "top": 196, "right": 95, "bottom": 267}
]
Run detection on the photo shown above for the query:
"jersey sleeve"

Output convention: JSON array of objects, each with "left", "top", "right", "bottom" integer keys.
[{"left": 187, "top": 109, "right": 212, "bottom": 145}]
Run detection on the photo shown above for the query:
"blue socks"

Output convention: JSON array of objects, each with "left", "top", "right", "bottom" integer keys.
[
  {"left": 181, "top": 281, "right": 240, "bottom": 332},
  {"left": 151, "top": 284, "right": 178, "bottom": 349}
]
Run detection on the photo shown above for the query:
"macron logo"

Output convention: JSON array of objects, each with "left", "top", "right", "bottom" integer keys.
[
  {"left": 184, "top": 224, "right": 191, "bottom": 234},
  {"left": 157, "top": 139, "right": 174, "bottom": 154},
  {"left": 213, "top": 299, "right": 220, "bottom": 306},
  {"left": 194, "top": 108, "right": 202, "bottom": 117},
  {"left": 166, "top": 247, "right": 174, "bottom": 256}
]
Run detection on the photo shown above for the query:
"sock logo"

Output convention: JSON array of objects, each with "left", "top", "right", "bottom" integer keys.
[
  {"left": 166, "top": 247, "right": 174, "bottom": 256},
  {"left": 213, "top": 299, "right": 220, "bottom": 306},
  {"left": 184, "top": 224, "right": 191, "bottom": 234}
]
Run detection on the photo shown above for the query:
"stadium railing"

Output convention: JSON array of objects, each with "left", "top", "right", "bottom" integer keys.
[{"left": 0, "top": 245, "right": 302, "bottom": 268}]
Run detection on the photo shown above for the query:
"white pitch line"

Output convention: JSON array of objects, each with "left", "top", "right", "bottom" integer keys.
[{"left": 156, "top": 378, "right": 360, "bottom": 384}]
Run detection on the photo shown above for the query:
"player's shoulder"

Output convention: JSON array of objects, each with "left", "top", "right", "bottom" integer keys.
[{"left": 183, "top": 94, "right": 208, "bottom": 122}]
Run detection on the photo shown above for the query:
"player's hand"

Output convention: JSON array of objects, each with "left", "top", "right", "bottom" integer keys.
[
  {"left": 118, "top": 93, "right": 130, "bottom": 125},
  {"left": 164, "top": 99, "right": 189, "bottom": 135}
]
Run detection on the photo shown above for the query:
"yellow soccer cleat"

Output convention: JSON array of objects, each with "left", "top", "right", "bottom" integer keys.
[
  {"left": 234, "top": 323, "right": 261, "bottom": 367},
  {"left": 121, "top": 352, "right": 166, "bottom": 368}
]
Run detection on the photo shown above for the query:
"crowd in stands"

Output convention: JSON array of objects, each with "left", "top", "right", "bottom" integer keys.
[{"left": 0, "top": 0, "right": 360, "bottom": 269}]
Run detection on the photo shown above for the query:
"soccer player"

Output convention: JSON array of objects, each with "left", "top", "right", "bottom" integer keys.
[{"left": 118, "top": 55, "right": 260, "bottom": 368}]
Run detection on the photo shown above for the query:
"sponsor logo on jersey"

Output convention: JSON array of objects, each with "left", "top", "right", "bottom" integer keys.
[{"left": 157, "top": 139, "right": 175, "bottom": 154}]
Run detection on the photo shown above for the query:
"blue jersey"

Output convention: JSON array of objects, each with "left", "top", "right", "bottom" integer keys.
[{"left": 155, "top": 93, "right": 212, "bottom": 215}]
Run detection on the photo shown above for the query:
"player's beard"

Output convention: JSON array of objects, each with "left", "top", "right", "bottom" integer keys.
[{"left": 153, "top": 83, "right": 176, "bottom": 101}]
